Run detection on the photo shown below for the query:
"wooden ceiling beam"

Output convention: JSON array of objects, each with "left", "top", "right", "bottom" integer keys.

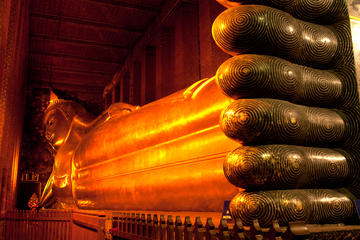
[
  {"left": 30, "top": 53, "right": 121, "bottom": 74},
  {"left": 31, "top": 15, "right": 141, "bottom": 48},
  {"left": 30, "top": 51, "right": 124, "bottom": 64},
  {"left": 31, "top": 81, "right": 103, "bottom": 93},
  {"left": 30, "top": 38, "right": 127, "bottom": 63},
  {"left": 31, "top": 66, "right": 114, "bottom": 77},
  {"left": 30, "top": 34, "right": 129, "bottom": 50},
  {"left": 31, "top": 12, "right": 143, "bottom": 33},
  {"left": 85, "top": 0, "right": 160, "bottom": 13},
  {"left": 30, "top": 69, "right": 110, "bottom": 88}
]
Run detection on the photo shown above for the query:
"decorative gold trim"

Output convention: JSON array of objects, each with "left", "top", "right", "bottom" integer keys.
[{"left": 350, "top": 16, "right": 360, "bottom": 23}]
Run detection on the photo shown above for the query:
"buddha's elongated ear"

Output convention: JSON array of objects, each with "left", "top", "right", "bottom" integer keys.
[{"left": 49, "top": 89, "right": 59, "bottom": 102}]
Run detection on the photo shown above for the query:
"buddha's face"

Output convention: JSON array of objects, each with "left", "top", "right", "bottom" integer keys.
[{"left": 44, "top": 108, "right": 71, "bottom": 150}]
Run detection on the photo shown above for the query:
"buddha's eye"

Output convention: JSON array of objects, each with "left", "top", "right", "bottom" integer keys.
[{"left": 48, "top": 119, "right": 54, "bottom": 127}]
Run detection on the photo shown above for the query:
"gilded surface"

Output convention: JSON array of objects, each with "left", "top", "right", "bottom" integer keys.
[
  {"left": 39, "top": 0, "right": 360, "bottom": 226},
  {"left": 39, "top": 79, "right": 240, "bottom": 211}
]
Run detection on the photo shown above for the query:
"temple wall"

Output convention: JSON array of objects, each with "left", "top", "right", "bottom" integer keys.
[
  {"left": 107, "top": 0, "right": 228, "bottom": 106},
  {"left": 0, "top": 0, "right": 30, "bottom": 237},
  {"left": 0, "top": 0, "right": 30, "bottom": 211}
]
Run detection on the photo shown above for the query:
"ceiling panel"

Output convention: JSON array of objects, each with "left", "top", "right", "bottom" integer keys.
[
  {"left": 30, "top": 68, "right": 111, "bottom": 87},
  {"left": 30, "top": 37, "right": 128, "bottom": 62},
  {"left": 31, "top": 0, "right": 159, "bottom": 30},
  {"left": 31, "top": 15, "right": 142, "bottom": 48},
  {"left": 86, "top": 0, "right": 164, "bottom": 10},
  {"left": 31, "top": 80, "right": 104, "bottom": 93},
  {"left": 29, "top": 0, "right": 165, "bottom": 94},
  {"left": 30, "top": 53, "right": 121, "bottom": 75}
]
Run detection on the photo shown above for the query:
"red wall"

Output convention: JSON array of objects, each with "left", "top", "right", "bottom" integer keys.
[{"left": 0, "top": 0, "right": 30, "bottom": 214}]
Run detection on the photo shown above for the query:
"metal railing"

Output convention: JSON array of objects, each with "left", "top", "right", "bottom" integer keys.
[
  {"left": 3, "top": 210, "right": 360, "bottom": 240},
  {"left": 111, "top": 212, "right": 360, "bottom": 240},
  {"left": 4, "top": 209, "right": 106, "bottom": 240},
  {"left": 4, "top": 209, "right": 72, "bottom": 240}
]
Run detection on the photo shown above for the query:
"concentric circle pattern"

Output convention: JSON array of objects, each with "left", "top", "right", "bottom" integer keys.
[
  {"left": 228, "top": 0, "right": 347, "bottom": 24},
  {"left": 230, "top": 189, "right": 355, "bottom": 226},
  {"left": 215, "top": 54, "right": 342, "bottom": 107},
  {"left": 340, "top": 106, "right": 360, "bottom": 147},
  {"left": 215, "top": 0, "right": 360, "bottom": 226},
  {"left": 337, "top": 149, "right": 360, "bottom": 199},
  {"left": 331, "top": 20, "right": 360, "bottom": 108},
  {"left": 212, "top": 5, "right": 338, "bottom": 68},
  {"left": 224, "top": 145, "right": 349, "bottom": 190},
  {"left": 220, "top": 99, "right": 345, "bottom": 146}
]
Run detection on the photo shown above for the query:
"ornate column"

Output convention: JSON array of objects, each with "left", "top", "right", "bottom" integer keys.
[{"left": 0, "top": 0, "right": 30, "bottom": 222}]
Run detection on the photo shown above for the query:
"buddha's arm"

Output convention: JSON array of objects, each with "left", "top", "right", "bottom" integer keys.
[
  {"left": 38, "top": 173, "right": 55, "bottom": 208},
  {"left": 216, "top": 0, "right": 240, "bottom": 8}
]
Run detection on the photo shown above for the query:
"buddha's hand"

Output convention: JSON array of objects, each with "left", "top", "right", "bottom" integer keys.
[{"left": 212, "top": 0, "right": 360, "bottom": 226}]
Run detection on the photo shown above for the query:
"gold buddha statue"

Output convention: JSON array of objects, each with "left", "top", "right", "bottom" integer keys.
[
  {"left": 38, "top": 0, "right": 360, "bottom": 226},
  {"left": 39, "top": 79, "right": 240, "bottom": 210}
]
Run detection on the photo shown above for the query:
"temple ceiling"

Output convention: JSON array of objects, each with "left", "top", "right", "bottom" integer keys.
[{"left": 29, "top": 0, "right": 165, "bottom": 94}]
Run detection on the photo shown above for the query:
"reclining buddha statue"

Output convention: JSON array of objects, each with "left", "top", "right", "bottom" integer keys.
[
  {"left": 39, "top": 78, "right": 240, "bottom": 210},
  {"left": 39, "top": 0, "right": 360, "bottom": 226}
]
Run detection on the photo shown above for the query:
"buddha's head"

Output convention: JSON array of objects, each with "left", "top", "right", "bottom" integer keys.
[{"left": 43, "top": 91, "right": 87, "bottom": 150}]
